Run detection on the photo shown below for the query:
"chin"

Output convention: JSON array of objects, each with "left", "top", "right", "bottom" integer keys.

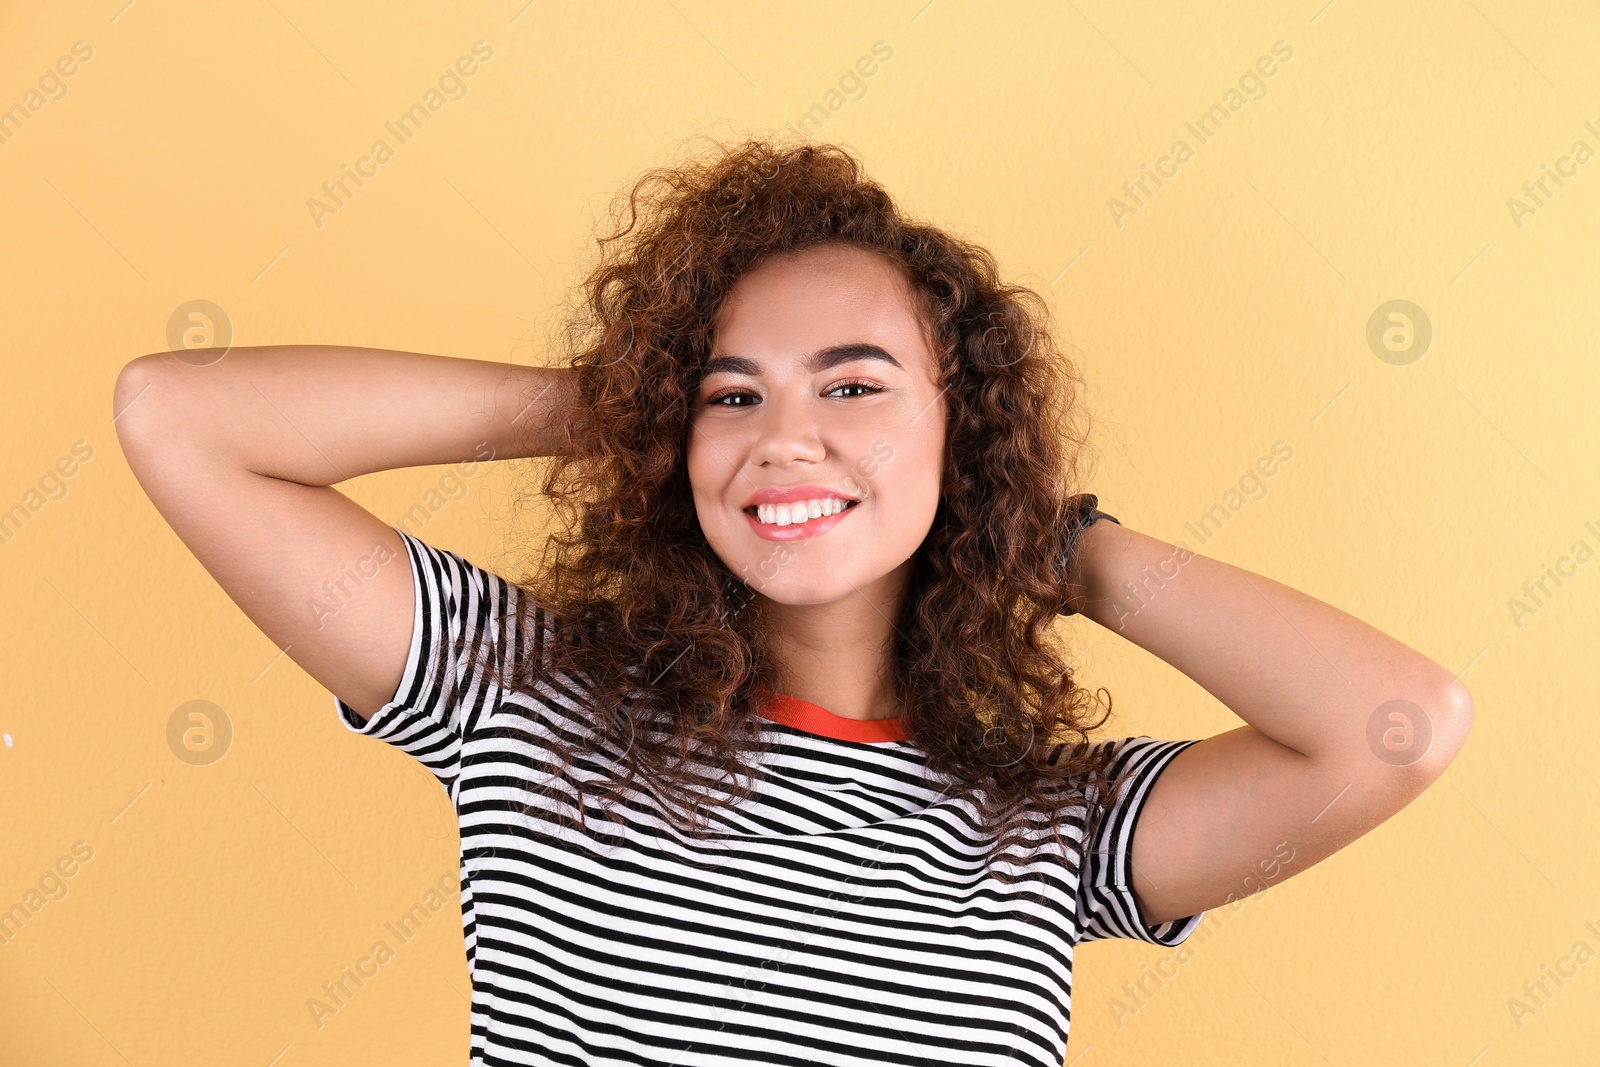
[
  {"left": 747, "top": 557, "right": 902, "bottom": 605},
  {"left": 750, "top": 585, "right": 860, "bottom": 609}
]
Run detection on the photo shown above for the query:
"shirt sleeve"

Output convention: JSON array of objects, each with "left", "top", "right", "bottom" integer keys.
[
  {"left": 1074, "top": 735, "right": 1208, "bottom": 945},
  {"left": 331, "top": 527, "right": 523, "bottom": 797}
]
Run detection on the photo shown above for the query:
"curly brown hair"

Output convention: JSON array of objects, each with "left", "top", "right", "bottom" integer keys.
[{"left": 486, "top": 132, "right": 1135, "bottom": 877}]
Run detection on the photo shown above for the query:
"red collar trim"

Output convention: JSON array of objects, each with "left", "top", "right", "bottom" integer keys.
[{"left": 755, "top": 687, "right": 909, "bottom": 744}]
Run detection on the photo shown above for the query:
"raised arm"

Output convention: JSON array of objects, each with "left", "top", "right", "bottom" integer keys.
[
  {"left": 112, "top": 345, "right": 578, "bottom": 721},
  {"left": 1062, "top": 519, "right": 1474, "bottom": 926}
]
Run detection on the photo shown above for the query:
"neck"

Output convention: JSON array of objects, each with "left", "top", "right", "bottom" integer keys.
[{"left": 761, "top": 571, "right": 907, "bottom": 722}]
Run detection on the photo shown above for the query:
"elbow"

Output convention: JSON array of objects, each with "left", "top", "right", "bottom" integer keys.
[
  {"left": 113, "top": 354, "right": 178, "bottom": 446},
  {"left": 1417, "top": 681, "right": 1475, "bottom": 778},
  {"left": 113, "top": 355, "right": 155, "bottom": 427},
  {"left": 1447, "top": 679, "right": 1475, "bottom": 738}
]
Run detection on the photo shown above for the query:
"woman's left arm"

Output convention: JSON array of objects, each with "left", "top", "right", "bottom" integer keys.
[{"left": 1063, "top": 519, "right": 1474, "bottom": 927}]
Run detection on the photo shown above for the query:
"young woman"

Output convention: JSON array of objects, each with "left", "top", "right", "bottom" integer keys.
[{"left": 115, "top": 137, "right": 1473, "bottom": 1065}]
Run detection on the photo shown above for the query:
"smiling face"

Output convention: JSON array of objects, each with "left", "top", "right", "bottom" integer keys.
[{"left": 687, "top": 242, "right": 949, "bottom": 611}]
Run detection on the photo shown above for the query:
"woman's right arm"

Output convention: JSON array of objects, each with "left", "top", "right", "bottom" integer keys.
[{"left": 112, "top": 345, "right": 578, "bottom": 722}]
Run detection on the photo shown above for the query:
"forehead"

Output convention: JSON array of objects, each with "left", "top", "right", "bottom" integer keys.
[{"left": 710, "top": 244, "right": 934, "bottom": 369}]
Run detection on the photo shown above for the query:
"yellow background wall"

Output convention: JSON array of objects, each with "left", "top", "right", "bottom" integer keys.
[{"left": 3, "top": 1, "right": 1597, "bottom": 1063}]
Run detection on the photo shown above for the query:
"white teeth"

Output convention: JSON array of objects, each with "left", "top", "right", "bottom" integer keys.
[{"left": 753, "top": 497, "right": 853, "bottom": 526}]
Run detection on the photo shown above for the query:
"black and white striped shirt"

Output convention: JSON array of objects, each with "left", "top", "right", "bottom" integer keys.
[{"left": 335, "top": 529, "right": 1205, "bottom": 1066}]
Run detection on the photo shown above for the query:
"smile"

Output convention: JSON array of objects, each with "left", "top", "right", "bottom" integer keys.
[{"left": 743, "top": 499, "right": 860, "bottom": 542}]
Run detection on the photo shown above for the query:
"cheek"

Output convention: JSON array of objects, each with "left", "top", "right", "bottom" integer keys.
[
  {"left": 871, "top": 425, "right": 944, "bottom": 501},
  {"left": 685, "top": 434, "right": 717, "bottom": 492},
  {"left": 685, "top": 437, "right": 733, "bottom": 526}
]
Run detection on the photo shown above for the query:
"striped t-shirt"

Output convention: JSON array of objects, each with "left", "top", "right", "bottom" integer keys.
[{"left": 335, "top": 529, "right": 1206, "bottom": 1066}]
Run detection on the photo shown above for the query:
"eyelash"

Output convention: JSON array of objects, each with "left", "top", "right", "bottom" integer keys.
[{"left": 704, "top": 378, "right": 883, "bottom": 407}]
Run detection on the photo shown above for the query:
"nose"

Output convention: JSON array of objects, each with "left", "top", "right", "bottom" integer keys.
[{"left": 748, "top": 391, "right": 826, "bottom": 467}]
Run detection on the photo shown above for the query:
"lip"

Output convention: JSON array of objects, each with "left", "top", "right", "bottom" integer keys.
[
  {"left": 741, "top": 484, "right": 862, "bottom": 509},
  {"left": 744, "top": 499, "right": 860, "bottom": 542}
]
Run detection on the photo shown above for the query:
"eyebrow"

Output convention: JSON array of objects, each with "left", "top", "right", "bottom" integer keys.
[{"left": 700, "top": 342, "right": 904, "bottom": 378}]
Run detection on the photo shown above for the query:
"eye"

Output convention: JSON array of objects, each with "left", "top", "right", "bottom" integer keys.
[
  {"left": 828, "top": 378, "right": 884, "bottom": 399},
  {"left": 704, "top": 388, "right": 756, "bottom": 408},
  {"left": 703, "top": 379, "right": 885, "bottom": 407}
]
